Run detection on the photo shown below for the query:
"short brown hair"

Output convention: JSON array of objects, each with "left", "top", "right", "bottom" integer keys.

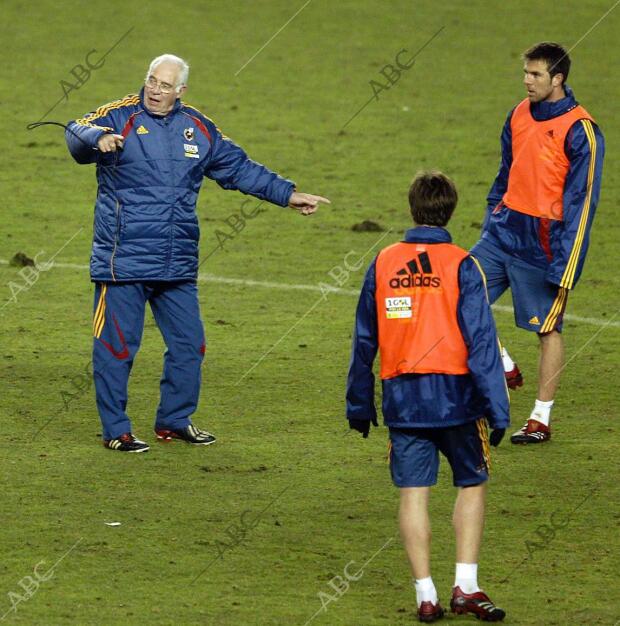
[
  {"left": 523, "top": 42, "right": 570, "bottom": 84},
  {"left": 408, "top": 170, "right": 458, "bottom": 226}
]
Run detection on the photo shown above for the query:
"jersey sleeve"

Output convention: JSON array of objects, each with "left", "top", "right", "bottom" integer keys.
[
  {"left": 457, "top": 256, "right": 510, "bottom": 429},
  {"left": 345, "top": 258, "right": 379, "bottom": 422},
  {"left": 483, "top": 109, "right": 514, "bottom": 231},
  {"left": 65, "top": 102, "right": 118, "bottom": 164},
  {"left": 203, "top": 117, "right": 295, "bottom": 207},
  {"left": 547, "top": 119, "right": 605, "bottom": 289}
]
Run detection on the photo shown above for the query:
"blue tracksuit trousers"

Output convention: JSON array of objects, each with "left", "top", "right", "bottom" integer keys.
[{"left": 92, "top": 281, "right": 205, "bottom": 440}]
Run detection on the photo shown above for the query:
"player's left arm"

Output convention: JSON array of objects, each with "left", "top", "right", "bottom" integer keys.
[
  {"left": 457, "top": 256, "right": 510, "bottom": 430},
  {"left": 547, "top": 119, "right": 605, "bottom": 289}
]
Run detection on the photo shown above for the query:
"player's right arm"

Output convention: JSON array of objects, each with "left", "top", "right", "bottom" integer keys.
[
  {"left": 482, "top": 109, "right": 514, "bottom": 231},
  {"left": 457, "top": 256, "right": 510, "bottom": 429},
  {"left": 65, "top": 105, "right": 117, "bottom": 164},
  {"left": 345, "top": 258, "right": 379, "bottom": 423}
]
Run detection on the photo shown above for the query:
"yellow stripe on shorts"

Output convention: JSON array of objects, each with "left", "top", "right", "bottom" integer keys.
[
  {"left": 476, "top": 418, "right": 491, "bottom": 473},
  {"left": 541, "top": 287, "right": 568, "bottom": 333},
  {"left": 93, "top": 284, "right": 107, "bottom": 338}
]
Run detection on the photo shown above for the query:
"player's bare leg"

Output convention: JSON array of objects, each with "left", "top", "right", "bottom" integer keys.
[
  {"left": 450, "top": 483, "right": 505, "bottom": 621},
  {"left": 453, "top": 483, "right": 485, "bottom": 565},
  {"left": 511, "top": 330, "right": 563, "bottom": 444},
  {"left": 538, "top": 330, "right": 564, "bottom": 401},
  {"left": 400, "top": 487, "right": 432, "bottom": 578},
  {"left": 399, "top": 487, "right": 443, "bottom": 621}
]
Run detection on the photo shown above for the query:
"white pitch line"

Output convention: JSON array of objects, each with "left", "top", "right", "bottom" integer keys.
[{"left": 1, "top": 258, "right": 619, "bottom": 329}]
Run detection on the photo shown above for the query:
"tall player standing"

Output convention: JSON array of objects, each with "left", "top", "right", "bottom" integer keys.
[{"left": 471, "top": 42, "right": 605, "bottom": 444}]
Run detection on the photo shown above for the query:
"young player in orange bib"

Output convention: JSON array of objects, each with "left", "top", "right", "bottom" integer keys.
[{"left": 347, "top": 171, "right": 509, "bottom": 622}]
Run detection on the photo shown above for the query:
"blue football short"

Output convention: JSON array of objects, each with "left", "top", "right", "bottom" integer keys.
[
  {"left": 470, "top": 238, "right": 568, "bottom": 333},
  {"left": 388, "top": 420, "right": 491, "bottom": 488}
]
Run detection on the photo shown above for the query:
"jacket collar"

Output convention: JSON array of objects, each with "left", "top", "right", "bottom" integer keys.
[
  {"left": 139, "top": 87, "right": 182, "bottom": 119},
  {"left": 403, "top": 226, "right": 452, "bottom": 243},
  {"left": 530, "top": 85, "right": 578, "bottom": 121}
]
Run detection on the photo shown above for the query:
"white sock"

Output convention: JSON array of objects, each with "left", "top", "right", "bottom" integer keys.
[
  {"left": 530, "top": 399, "right": 554, "bottom": 426},
  {"left": 414, "top": 576, "right": 438, "bottom": 607},
  {"left": 501, "top": 346, "right": 515, "bottom": 372},
  {"left": 454, "top": 562, "right": 479, "bottom": 594}
]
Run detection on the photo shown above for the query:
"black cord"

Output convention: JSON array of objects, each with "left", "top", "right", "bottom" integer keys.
[
  {"left": 27, "top": 119, "right": 123, "bottom": 172},
  {"left": 26, "top": 118, "right": 122, "bottom": 202},
  {"left": 27, "top": 121, "right": 96, "bottom": 150}
]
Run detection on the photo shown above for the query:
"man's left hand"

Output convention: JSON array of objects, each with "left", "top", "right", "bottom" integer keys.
[{"left": 288, "top": 191, "right": 330, "bottom": 215}]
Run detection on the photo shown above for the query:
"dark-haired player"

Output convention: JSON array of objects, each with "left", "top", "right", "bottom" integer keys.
[{"left": 471, "top": 42, "right": 605, "bottom": 444}]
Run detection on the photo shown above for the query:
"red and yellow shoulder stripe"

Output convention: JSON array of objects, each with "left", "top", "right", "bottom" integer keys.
[
  {"left": 75, "top": 94, "right": 140, "bottom": 130},
  {"left": 559, "top": 118, "right": 597, "bottom": 289}
]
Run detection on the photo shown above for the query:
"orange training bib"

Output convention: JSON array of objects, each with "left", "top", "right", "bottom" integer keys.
[
  {"left": 503, "top": 98, "right": 593, "bottom": 220},
  {"left": 375, "top": 242, "right": 470, "bottom": 379}
]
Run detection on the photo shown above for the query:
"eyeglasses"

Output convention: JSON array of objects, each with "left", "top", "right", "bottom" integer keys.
[{"left": 145, "top": 76, "right": 177, "bottom": 94}]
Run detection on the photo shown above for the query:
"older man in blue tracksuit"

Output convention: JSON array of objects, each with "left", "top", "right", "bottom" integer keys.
[{"left": 66, "top": 54, "right": 329, "bottom": 452}]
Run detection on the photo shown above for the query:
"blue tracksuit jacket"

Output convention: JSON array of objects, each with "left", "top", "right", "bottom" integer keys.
[
  {"left": 65, "top": 89, "right": 295, "bottom": 282},
  {"left": 482, "top": 86, "right": 605, "bottom": 289},
  {"left": 346, "top": 227, "right": 510, "bottom": 429}
]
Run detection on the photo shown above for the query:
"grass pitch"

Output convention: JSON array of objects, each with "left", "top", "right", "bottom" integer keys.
[{"left": 0, "top": 1, "right": 619, "bottom": 624}]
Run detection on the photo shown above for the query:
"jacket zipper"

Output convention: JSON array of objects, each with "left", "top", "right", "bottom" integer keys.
[
  {"left": 110, "top": 198, "right": 121, "bottom": 282},
  {"left": 165, "top": 117, "right": 174, "bottom": 278}
]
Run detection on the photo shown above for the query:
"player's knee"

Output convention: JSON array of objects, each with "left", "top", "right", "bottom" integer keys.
[{"left": 538, "top": 329, "right": 562, "bottom": 343}]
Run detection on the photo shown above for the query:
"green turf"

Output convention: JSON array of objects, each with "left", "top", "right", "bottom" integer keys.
[{"left": 1, "top": 0, "right": 619, "bottom": 624}]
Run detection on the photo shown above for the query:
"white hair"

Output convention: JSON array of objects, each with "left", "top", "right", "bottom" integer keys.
[{"left": 146, "top": 54, "right": 189, "bottom": 92}]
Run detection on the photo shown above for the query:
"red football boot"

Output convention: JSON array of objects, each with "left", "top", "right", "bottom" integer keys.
[
  {"left": 510, "top": 418, "right": 551, "bottom": 444},
  {"left": 450, "top": 586, "right": 505, "bottom": 621},
  {"left": 504, "top": 364, "right": 523, "bottom": 389},
  {"left": 418, "top": 600, "right": 444, "bottom": 623}
]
